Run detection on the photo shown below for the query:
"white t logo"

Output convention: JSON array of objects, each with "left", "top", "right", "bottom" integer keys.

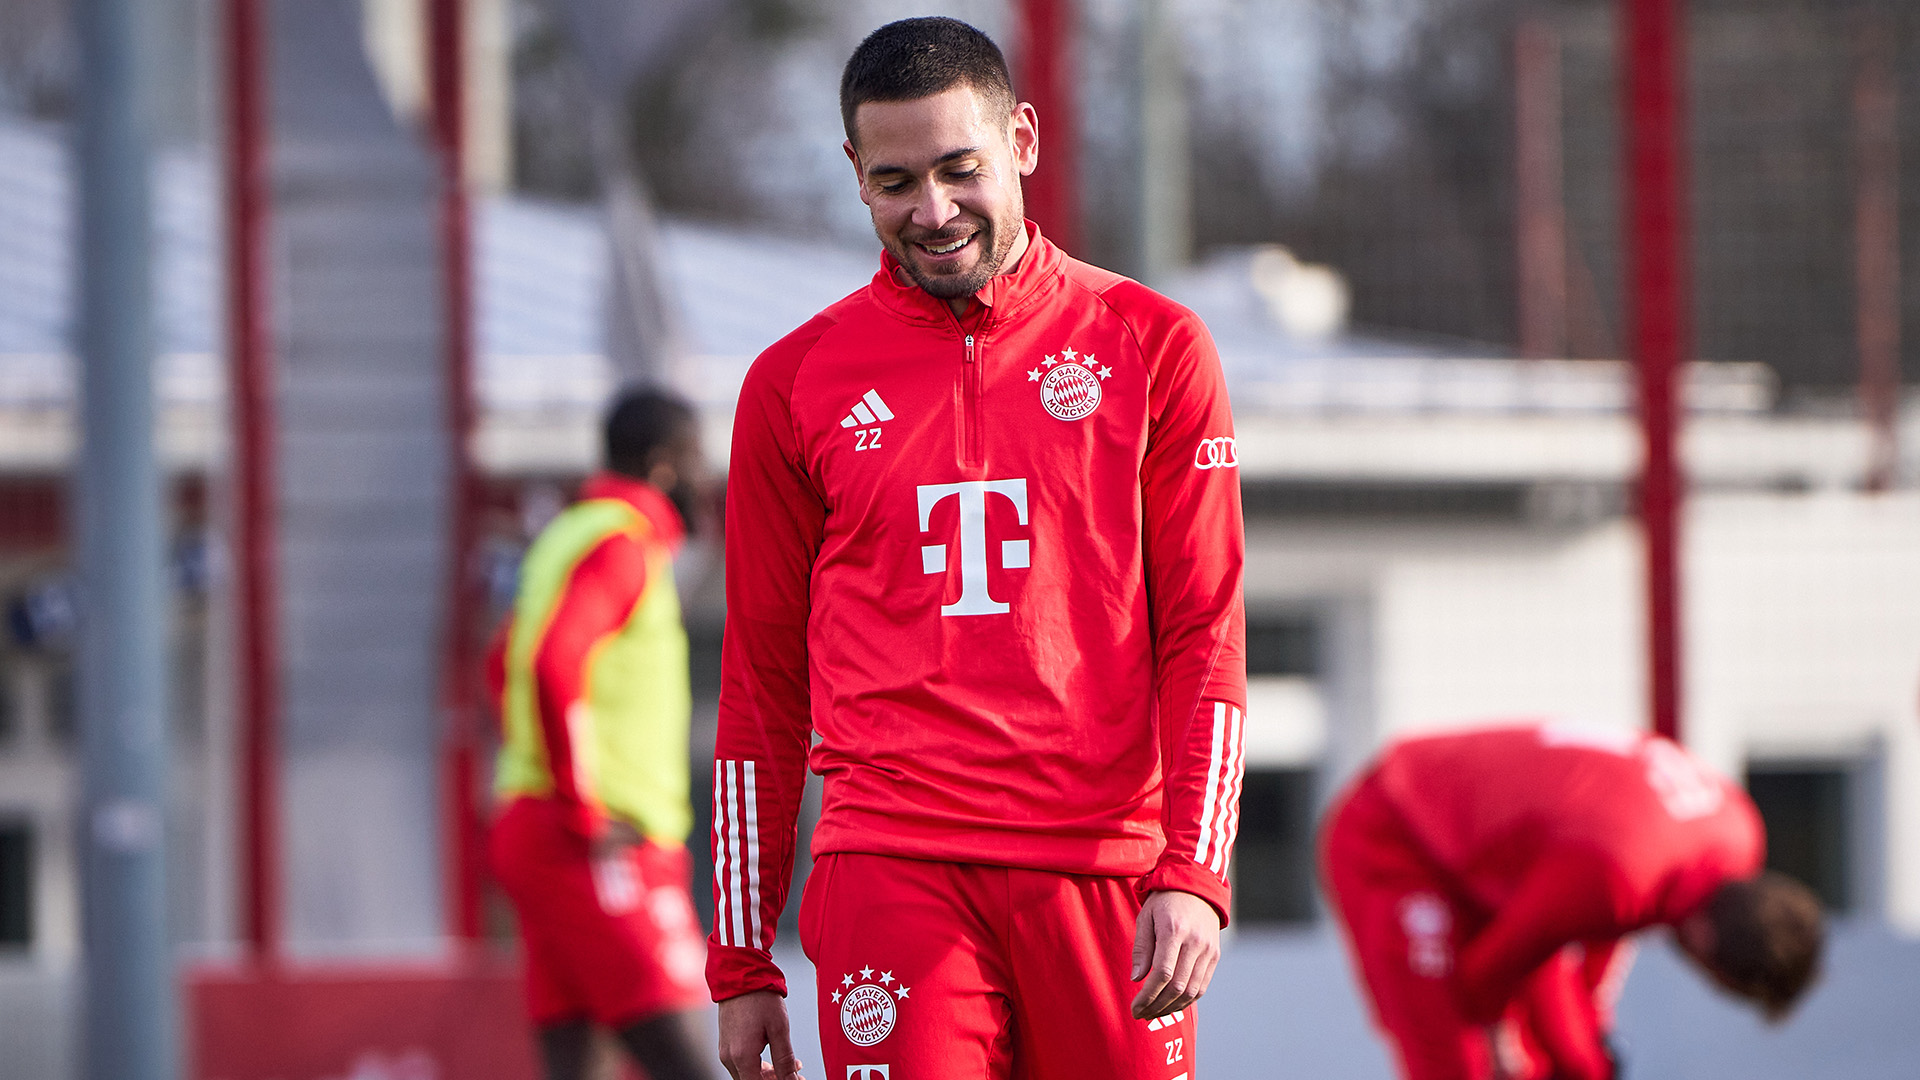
[{"left": 917, "top": 479, "right": 1029, "bottom": 616}]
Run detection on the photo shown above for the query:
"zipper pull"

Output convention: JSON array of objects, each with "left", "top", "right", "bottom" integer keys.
[{"left": 964, "top": 334, "right": 975, "bottom": 362}]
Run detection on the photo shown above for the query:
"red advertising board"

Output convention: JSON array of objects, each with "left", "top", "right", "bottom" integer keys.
[{"left": 188, "top": 961, "right": 540, "bottom": 1080}]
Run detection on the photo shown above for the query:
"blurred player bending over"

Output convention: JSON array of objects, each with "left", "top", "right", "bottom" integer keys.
[
  {"left": 488, "top": 388, "right": 717, "bottom": 1080},
  {"left": 708, "top": 16, "right": 1247, "bottom": 1080},
  {"left": 1322, "top": 722, "right": 1825, "bottom": 1080}
]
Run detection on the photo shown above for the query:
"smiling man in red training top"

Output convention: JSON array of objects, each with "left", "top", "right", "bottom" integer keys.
[{"left": 707, "top": 16, "right": 1247, "bottom": 1080}]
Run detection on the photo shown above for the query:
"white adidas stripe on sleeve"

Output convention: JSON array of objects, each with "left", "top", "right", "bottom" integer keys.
[
  {"left": 743, "top": 761, "right": 764, "bottom": 948},
  {"left": 1192, "top": 703, "right": 1247, "bottom": 877},
  {"left": 1193, "top": 702, "right": 1229, "bottom": 865},
  {"left": 713, "top": 761, "right": 735, "bottom": 945},
  {"left": 711, "top": 761, "right": 729, "bottom": 944},
  {"left": 1210, "top": 706, "right": 1246, "bottom": 875},
  {"left": 727, "top": 762, "right": 749, "bottom": 946},
  {"left": 713, "top": 759, "right": 764, "bottom": 949}
]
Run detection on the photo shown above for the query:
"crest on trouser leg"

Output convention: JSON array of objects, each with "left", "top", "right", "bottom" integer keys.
[
  {"left": 832, "top": 964, "right": 910, "bottom": 1046},
  {"left": 1398, "top": 892, "right": 1453, "bottom": 978}
]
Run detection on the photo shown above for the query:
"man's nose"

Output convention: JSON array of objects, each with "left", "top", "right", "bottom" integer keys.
[{"left": 911, "top": 183, "right": 959, "bottom": 231}]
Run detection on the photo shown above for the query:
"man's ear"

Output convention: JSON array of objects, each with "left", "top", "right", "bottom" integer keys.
[
  {"left": 844, "top": 139, "right": 876, "bottom": 206},
  {"left": 1010, "top": 101, "right": 1039, "bottom": 177}
]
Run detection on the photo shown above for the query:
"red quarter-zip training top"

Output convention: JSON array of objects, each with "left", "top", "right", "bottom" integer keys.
[{"left": 708, "top": 224, "right": 1247, "bottom": 1001}]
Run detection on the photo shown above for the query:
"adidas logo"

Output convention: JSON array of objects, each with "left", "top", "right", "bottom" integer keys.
[
  {"left": 839, "top": 389, "right": 896, "bottom": 429},
  {"left": 1144, "top": 1009, "right": 1187, "bottom": 1032}
]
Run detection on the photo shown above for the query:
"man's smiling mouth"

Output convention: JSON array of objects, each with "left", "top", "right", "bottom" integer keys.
[{"left": 920, "top": 235, "right": 972, "bottom": 255}]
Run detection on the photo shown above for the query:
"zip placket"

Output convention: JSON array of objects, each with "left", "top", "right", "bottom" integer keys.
[{"left": 962, "top": 332, "right": 982, "bottom": 467}]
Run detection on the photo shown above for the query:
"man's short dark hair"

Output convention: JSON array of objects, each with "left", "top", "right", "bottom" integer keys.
[
  {"left": 604, "top": 386, "right": 696, "bottom": 479},
  {"left": 840, "top": 17, "right": 1015, "bottom": 145},
  {"left": 1705, "top": 871, "right": 1826, "bottom": 1020}
]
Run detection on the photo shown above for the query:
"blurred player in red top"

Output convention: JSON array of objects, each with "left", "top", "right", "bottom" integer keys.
[
  {"left": 709, "top": 17, "right": 1246, "bottom": 1080},
  {"left": 1321, "top": 722, "right": 1825, "bottom": 1080},
  {"left": 488, "top": 389, "right": 716, "bottom": 1080}
]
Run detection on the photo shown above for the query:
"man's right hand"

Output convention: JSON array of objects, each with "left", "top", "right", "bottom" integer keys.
[
  {"left": 718, "top": 990, "right": 804, "bottom": 1080},
  {"left": 590, "top": 817, "right": 645, "bottom": 860}
]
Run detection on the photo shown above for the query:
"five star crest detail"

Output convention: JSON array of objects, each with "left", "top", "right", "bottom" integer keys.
[
  {"left": 835, "top": 963, "right": 911, "bottom": 1047},
  {"left": 1035, "top": 344, "right": 1110, "bottom": 421}
]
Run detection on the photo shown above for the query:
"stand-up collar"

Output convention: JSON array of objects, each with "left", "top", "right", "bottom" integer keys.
[
  {"left": 870, "top": 220, "right": 1064, "bottom": 328},
  {"left": 580, "top": 471, "right": 686, "bottom": 552}
]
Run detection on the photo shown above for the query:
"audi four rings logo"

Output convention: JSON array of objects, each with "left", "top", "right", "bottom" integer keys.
[{"left": 1193, "top": 436, "right": 1238, "bottom": 470}]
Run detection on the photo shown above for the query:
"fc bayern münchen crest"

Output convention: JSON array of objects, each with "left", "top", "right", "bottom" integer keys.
[
  {"left": 833, "top": 966, "right": 910, "bottom": 1047},
  {"left": 1030, "top": 346, "right": 1113, "bottom": 422}
]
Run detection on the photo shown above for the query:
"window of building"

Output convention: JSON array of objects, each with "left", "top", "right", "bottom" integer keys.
[
  {"left": 1232, "top": 611, "right": 1327, "bottom": 925},
  {"left": 1746, "top": 763, "right": 1850, "bottom": 912},
  {"left": 1232, "top": 767, "right": 1319, "bottom": 924},
  {"left": 1246, "top": 614, "right": 1317, "bottom": 677},
  {"left": 0, "top": 819, "right": 29, "bottom": 949}
]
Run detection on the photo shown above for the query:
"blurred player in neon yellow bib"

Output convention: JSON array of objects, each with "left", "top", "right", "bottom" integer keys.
[{"left": 488, "top": 387, "right": 716, "bottom": 1080}]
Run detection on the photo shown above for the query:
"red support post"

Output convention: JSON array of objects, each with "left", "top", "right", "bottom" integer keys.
[
  {"left": 1624, "top": 0, "right": 1688, "bottom": 742},
  {"left": 222, "top": 0, "right": 282, "bottom": 963},
  {"left": 1018, "top": 0, "right": 1079, "bottom": 253},
  {"left": 427, "top": 0, "right": 487, "bottom": 945}
]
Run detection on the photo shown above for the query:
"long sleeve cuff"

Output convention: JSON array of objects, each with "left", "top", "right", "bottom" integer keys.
[
  {"left": 707, "top": 943, "right": 789, "bottom": 1002},
  {"left": 1136, "top": 854, "right": 1233, "bottom": 928}
]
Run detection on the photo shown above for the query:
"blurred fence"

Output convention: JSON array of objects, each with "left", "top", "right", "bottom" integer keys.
[{"left": 1177, "top": 0, "right": 1919, "bottom": 397}]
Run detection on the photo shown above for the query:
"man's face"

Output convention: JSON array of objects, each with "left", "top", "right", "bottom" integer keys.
[
  {"left": 1674, "top": 912, "right": 1759, "bottom": 1007},
  {"left": 639, "top": 429, "right": 707, "bottom": 532},
  {"left": 661, "top": 432, "right": 707, "bottom": 529},
  {"left": 845, "top": 85, "right": 1038, "bottom": 301}
]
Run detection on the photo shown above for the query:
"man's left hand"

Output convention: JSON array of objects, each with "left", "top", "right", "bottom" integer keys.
[
  {"left": 589, "top": 819, "right": 647, "bottom": 913},
  {"left": 1130, "top": 889, "right": 1221, "bottom": 1019}
]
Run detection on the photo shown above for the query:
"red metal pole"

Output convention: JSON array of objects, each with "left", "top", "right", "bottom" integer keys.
[
  {"left": 1018, "top": 0, "right": 1079, "bottom": 253},
  {"left": 1854, "top": 16, "right": 1900, "bottom": 494},
  {"left": 222, "top": 0, "right": 282, "bottom": 962},
  {"left": 1624, "top": 0, "right": 1687, "bottom": 742},
  {"left": 428, "top": 0, "right": 487, "bottom": 945}
]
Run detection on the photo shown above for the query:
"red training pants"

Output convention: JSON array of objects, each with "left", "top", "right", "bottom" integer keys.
[
  {"left": 1321, "top": 773, "right": 1635, "bottom": 1080},
  {"left": 490, "top": 796, "right": 708, "bottom": 1027},
  {"left": 1320, "top": 773, "right": 1508, "bottom": 1080},
  {"left": 799, "top": 852, "right": 1199, "bottom": 1080}
]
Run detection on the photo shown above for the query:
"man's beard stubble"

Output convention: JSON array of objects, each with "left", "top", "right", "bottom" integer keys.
[{"left": 887, "top": 209, "right": 1023, "bottom": 301}]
